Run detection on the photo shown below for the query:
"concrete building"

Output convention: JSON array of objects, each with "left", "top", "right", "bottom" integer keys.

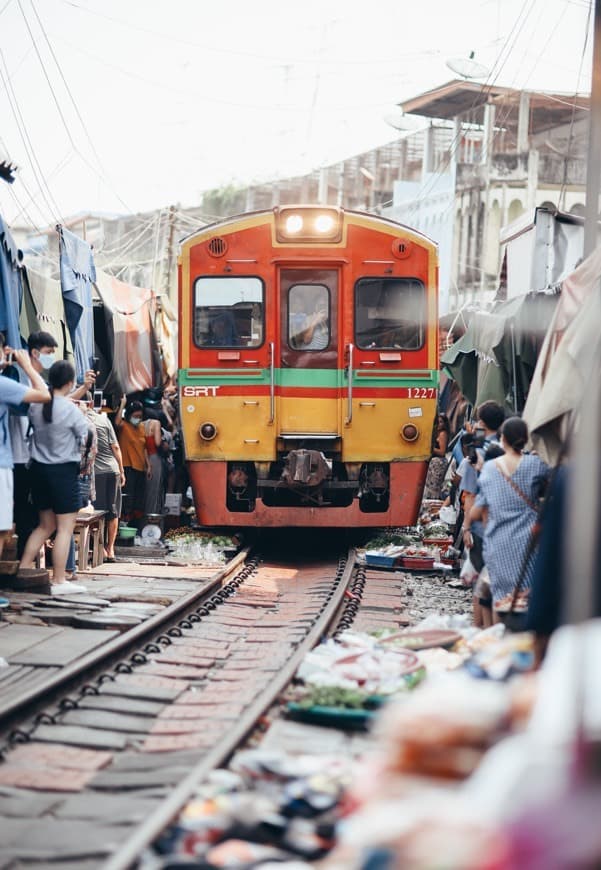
[{"left": 382, "top": 80, "right": 589, "bottom": 312}]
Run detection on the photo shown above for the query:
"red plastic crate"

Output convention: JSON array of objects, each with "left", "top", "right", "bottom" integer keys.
[
  {"left": 422, "top": 537, "right": 453, "bottom": 552},
  {"left": 400, "top": 556, "right": 436, "bottom": 570}
]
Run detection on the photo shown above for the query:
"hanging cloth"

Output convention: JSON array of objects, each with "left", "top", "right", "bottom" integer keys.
[
  {"left": 58, "top": 225, "right": 95, "bottom": 382},
  {"left": 25, "top": 269, "right": 74, "bottom": 363},
  {"left": 0, "top": 214, "right": 24, "bottom": 349}
]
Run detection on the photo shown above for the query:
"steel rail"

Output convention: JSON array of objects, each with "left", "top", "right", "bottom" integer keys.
[
  {"left": 102, "top": 549, "right": 356, "bottom": 870},
  {"left": 0, "top": 547, "right": 251, "bottom": 729}
]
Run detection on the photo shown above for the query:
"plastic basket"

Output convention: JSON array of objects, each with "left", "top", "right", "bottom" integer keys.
[
  {"left": 400, "top": 556, "right": 436, "bottom": 570},
  {"left": 365, "top": 552, "right": 403, "bottom": 568}
]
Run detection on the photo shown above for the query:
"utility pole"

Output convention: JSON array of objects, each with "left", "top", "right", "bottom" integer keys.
[
  {"left": 584, "top": 0, "right": 601, "bottom": 257},
  {"left": 162, "top": 205, "right": 177, "bottom": 303}
]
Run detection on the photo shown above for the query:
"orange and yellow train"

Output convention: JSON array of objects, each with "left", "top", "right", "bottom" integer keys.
[{"left": 178, "top": 205, "right": 438, "bottom": 528}]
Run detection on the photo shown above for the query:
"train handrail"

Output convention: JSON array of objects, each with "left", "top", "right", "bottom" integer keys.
[
  {"left": 268, "top": 341, "right": 275, "bottom": 424},
  {"left": 345, "top": 343, "right": 353, "bottom": 425}
]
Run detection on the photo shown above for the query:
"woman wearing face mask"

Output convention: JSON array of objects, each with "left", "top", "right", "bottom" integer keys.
[
  {"left": 19, "top": 361, "right": 90, "bottom": 594},
  {"left": 115, "top": 396, "right": 150, "bottom": 525}
]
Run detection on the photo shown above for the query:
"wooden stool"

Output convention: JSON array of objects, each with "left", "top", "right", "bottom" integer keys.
[{"left": 74, "top": 510, "right": 107, "bottom": 571}]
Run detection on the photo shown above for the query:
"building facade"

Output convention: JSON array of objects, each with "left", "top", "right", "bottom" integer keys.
[{"left": 382, "top": 80, "right": 589, "bottom": 312}]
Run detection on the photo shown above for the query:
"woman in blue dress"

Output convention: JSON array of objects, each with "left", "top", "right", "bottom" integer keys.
[{"left": 467, "top": 417, "right": 549, "bottom": 619}]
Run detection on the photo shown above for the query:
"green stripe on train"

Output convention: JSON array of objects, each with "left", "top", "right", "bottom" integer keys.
[{"left": 179, "top": 369, "right": 439, "bottom": 389}]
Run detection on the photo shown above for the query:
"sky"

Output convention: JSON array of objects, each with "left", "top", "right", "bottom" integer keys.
[{"left": 0, "top": 0, "right": 594, "bottom": 228}]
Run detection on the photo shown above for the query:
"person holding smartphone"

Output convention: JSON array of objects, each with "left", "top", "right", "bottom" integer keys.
[{"left": 0, "top": 339, "right": 51, "bottom": 562}]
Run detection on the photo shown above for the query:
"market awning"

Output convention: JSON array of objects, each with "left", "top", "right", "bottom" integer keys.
[
  {"left": 94, "top": 269, "right": 160, "bottom": 396},
  {"left": 523, "top": 246, "right": 601, "bottom": 464},
  {"left": 24, "top": 269, "right": 74, "bottom": 363},
  {"left": 441, "top": 293, "right": 558, "bottom": 413}
]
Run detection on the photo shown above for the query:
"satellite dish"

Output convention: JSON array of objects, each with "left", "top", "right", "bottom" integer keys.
[
  {"left": 446, "top": 51, "right": 489, "bottom": 80},
  {"left": 383, "top": 109, "right": 426, "bottom": 133},
  {"left": 383, "top": 107, "right": 407, "bottom": 131}
]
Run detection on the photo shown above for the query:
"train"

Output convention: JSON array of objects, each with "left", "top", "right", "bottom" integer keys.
[{"left": 177, "top": 205, "right": 438, "bottom": 528}]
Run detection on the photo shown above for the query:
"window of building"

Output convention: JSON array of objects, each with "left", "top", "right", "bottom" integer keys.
[
  {"left": 194, "top": 277, "right": 264, "bottom": 348},
  {"left": 355, "top": 277, "right": 426, "bottom": 350}
]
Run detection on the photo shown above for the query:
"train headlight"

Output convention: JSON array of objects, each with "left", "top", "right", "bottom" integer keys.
[
  {"left": 199, "top": 422, "right": 218, "bottom": 441},
  {"left": 401, "top": 423, "right": 419, "bottom": 442},
  {"left": 285, "top": 214, "right": 303, "bottom": 234},
  {"left": 275, "top": 206, "right": 342, "bottom": 243},
  {"left": 315, "top": 213, "right": 335, "bottom": 234}
]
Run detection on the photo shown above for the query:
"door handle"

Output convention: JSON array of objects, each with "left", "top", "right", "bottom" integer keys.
[
  {"left": 345, "top": 343, "right": 354, "bottom": 425},
  {"left": 268, "top": 342, "right": 275, "bottom": 424}
]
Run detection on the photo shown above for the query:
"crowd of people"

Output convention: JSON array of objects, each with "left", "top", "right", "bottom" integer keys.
[
  {"left": 426, "top": 399, "right": 554, "bottom": 645},
  {"left": 0, "top": 330, "right": 182, "bottom": 595}
]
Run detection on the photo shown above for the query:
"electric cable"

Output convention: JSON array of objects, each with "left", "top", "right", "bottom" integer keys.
[
  {"left": 28, "top": 0, "right": 131, "bottom": 213},
  {"left": 0, "top": 47, "right": 63, "bottom": 223},
  {"left": 559, "top": 0, "right": 593, "bottom": 209},
  {"left": 399, "top": 0, "right": 539, "bottom": 217}
]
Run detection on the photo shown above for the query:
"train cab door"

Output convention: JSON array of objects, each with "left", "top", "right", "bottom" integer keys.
[{"left": 277, "top": 268, "right": 341, "bottom": 436}]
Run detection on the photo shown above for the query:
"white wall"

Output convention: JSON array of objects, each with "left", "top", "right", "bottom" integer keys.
[{"left": 384, "top": 171, "right": 455, "bottom": 314}]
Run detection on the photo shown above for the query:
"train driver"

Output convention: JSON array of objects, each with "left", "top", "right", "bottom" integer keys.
[
  {"left": 207, "top": 311, "right": 241, "bottom": 346},
  {"left": 290, "top": 291, "right": 329, "bottom": 351}
]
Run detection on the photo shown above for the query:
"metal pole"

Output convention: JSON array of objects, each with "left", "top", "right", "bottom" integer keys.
[
  {"left": 584, "top": 0, "right": 601, "bottom": 257},
  {"left": 510, "top": 321, "right": 518, "bottom": 413}
]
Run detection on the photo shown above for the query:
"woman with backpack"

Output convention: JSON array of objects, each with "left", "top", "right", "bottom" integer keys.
[{"left": 19, "top": 361, "right": 91, "bottom": 595}]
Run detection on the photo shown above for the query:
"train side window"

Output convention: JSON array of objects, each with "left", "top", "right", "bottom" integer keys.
[
  {"left": 288, "top": 284, "right": 330, "bottom": 351},
  {"left": 194, "top": 276, "right": 264, "bottom": 348},
  {"left": 355, "top": 278, "right": 426, "bottom": 350}
]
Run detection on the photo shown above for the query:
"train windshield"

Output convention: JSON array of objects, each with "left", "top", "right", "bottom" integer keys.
[
  {"left": 194, "top": 276, "right": 264, "bottom": 348},
  {"left": 355, "top": 278, "right": 425, "bottom": 350}
]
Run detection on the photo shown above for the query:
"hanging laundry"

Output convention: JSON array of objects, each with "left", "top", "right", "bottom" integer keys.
[
  {"left": 24, "top": 269, "right": 74, "bottom": 364},
  {"left": 58, "top": 225, "right": 95, "bottom": 382},
  {"left": 0, "top": 214, "right": 24, "bottom": 349}
]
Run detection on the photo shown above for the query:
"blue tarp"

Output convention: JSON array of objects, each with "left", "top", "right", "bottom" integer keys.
[
  {"left": 58, "top": 226, "right": 96, "bottom": 382},
  {"left": 0, "top": 214, "right": 24, "bottom": 350}
]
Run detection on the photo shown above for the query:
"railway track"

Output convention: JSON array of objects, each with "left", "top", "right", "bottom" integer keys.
[{"left": 0, "top": 546, "right": 360, "bottom": 868}]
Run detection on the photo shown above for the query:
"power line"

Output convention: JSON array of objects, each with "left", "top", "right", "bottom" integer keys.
[
  {"left": 28, "top": 0, "right": 107, "bottom": 177},
  {"left": 61, "top": 1, "right": 442, "bottom": 68},
  {"left": 559, "top": 0, "right": 593, "bottom": 209},
  {"left": 16, "top": 0, "right": 132, "bottom": 216},
  {"left": 9, "top": 150, "right": 74, "bottom": 224},
  {"left": 400, "top": 0, "right": 539, "bottom": 216},
  {"left": 0, "top": 46, "right": 63, "bottom": 223},
  {"left": 16, "top": 0, "right": 78, "bottom": 152}
]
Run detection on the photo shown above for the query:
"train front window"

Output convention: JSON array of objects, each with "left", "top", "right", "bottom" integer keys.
[
  {"left": 194, "top": 277, "right": 264, "bottom": 348},
  {"left": 355, "top": 278, "right": 426, "bottom": 350}
]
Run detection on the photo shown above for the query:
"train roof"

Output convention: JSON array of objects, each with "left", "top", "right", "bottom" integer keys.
[{"left": 178, "top": 206, "right": 436, "bottom": 250}]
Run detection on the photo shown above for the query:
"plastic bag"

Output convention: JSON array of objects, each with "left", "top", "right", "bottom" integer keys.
[
  {"left": 439, "top": 504, "right": 458, "bottom": 525},
  {"left": 459, "top": 552, "right": 479, "bottom": 587}
]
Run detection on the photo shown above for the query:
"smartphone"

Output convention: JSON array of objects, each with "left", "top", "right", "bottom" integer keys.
[
  {"left": 93, "top": 390, "right": 103, "bottom": 410},
  {"left": 92, "top": 356, "right": 100, "bottom": 375}
]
